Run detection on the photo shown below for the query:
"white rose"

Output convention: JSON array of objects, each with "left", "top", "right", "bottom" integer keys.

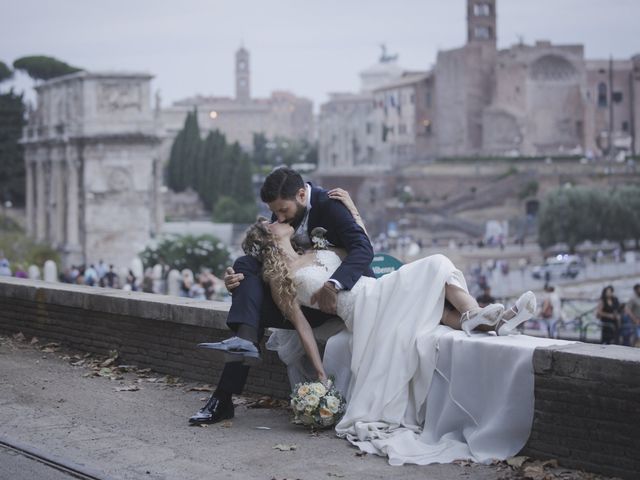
[
  {"left": 311, "top": 382, "right": 327, "bottom": 397},
  {"left": 324, "top": 395, "right": 341, "bottom": 414},
  {"left": 297, "top": 385, "right": 310, "bottom": 397},
  {"left": 305, "top": 394, "right": 320, "bottom": 409}
]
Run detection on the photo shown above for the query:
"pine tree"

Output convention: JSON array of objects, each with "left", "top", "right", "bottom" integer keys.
[
  {"left": 0, "top": 88, "right": 26, "bottom": 206},
  {"left": 181, "top": 110, "right": 201, "bottom": 189},
  {"left": 167, "top": 110, "right": 202, "bottom": 193}
]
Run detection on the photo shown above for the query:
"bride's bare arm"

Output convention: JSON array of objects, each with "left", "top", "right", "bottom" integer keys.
[
  {"left": 328, "top": 188, "right": 368, "bottom": 236},
  {"left": 269, "top": 281, "right": 327, "bottom": 382}
]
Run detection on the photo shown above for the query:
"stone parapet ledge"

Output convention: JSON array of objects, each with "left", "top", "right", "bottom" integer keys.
[
  {"left": 0, "top": 276, "right": 230, "bottom": 329},
  {"left": 525, "top": 343, "right": 640, "bottom": 480}
]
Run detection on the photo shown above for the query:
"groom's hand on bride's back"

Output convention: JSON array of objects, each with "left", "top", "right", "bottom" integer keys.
[
  {"left": 224, "top": 267, "right": 244, "bottom": 292},
  {"left": 310, "top": 281, "right": 338, "bottom": 315}
]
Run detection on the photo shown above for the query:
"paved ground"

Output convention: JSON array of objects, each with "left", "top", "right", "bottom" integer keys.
[{"left": 0, "top": 334, "right": 616, "bottom": 480}]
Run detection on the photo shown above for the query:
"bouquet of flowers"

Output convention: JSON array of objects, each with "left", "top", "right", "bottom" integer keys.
[{"left": 290, "top": 380, "right": 346, "bottom": 429}]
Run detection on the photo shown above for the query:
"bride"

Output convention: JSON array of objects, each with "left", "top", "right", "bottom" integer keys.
[{"left": 242, "top": 217, "right": 535, "bottom": 386}]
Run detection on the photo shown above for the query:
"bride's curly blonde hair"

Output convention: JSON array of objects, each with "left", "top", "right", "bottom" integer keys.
[{"left": 242, "top": 217, "right": 297, "bottom": 317}]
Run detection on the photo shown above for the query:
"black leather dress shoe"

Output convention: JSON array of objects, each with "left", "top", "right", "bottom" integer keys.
[
  {"left": 198, "top": 336, "right": 261, "bottom": 365},
  {"left": 188, "top": 394, "right": 234, "bottom": 425}
]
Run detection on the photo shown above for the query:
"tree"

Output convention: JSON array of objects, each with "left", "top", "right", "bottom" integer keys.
[
  {"left": 139, "top": 234, "right": 230, "bottom": 277},
  {"left": 197, "top": 130, "right": 227, "bottom": 208},
  {"left": 13, "top": 55, "right": 82, "bottom": 81},
  {"left": 167, "top": 111, "right": 201, "bottom": 192},
  {"left": 212, "top": 196, "right": 257, "bottom": 224},
  {"left": 0, "top": 61, "right": 13, "bottom": 83},
  {"left": 538, "top": 185, "right": 640, "bottom": 251},
  {"left": 0, "top": 88, "right": 26, "bottom": 205},
  {"left": 166, "top": 118, "right": 257, "bottom": 222}
]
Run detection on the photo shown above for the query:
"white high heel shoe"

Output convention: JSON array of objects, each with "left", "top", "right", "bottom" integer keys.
[
  {"left": 496, "top": 291, "right": 536, "bottom": 336},
  {"left": 460, "top": 303, "right": 505, "bottom": 336}
]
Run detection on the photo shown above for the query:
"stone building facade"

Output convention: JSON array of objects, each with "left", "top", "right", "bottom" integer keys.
[
  {"left": 22, "top": 72, "right": 163, "bottom": 269},
  {"left": 160, "top": 47, "right": 313, "bottom": 159},
  {"left": 318, "top": 0, "right": 640, "bottom": 174}
]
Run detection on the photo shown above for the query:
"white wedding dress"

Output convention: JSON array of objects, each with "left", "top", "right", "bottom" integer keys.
[{"left": 267, "top": 250, "right": 573, "bottom": 466}]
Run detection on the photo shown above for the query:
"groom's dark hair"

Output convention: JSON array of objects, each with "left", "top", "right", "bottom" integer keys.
[{"left": 260, "top": 167, "right": 304, "bottom": 202}]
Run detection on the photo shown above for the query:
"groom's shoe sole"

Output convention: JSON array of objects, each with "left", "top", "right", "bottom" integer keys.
[{"left": 198, "top": 342, "right": 262, "bottom": 366}]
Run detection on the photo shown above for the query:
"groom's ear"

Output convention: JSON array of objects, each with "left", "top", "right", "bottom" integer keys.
[{"left": 296, "top": 187, "right": 306, "bottom": 204}]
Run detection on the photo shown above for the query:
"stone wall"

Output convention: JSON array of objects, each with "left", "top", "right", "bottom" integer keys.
[
  {"left": 0, "top": 277, "right": 292, "bottom": 399},
  {"left": 525, "top": 343, "right": 640, "bottom": 480},
  {"left": 1, "top": 277, "right": 638, "bottom": 479}
]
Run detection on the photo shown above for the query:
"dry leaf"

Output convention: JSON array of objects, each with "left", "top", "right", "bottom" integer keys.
[
  {"left": 30, "top": 337, "right": 39, "bottom": 345},
  {"left": 221, "top": 421, "right": 233, "bottom": 428},
  {"left": 13, "top": 332, "right": 25, "bottom": 342},
  {"left": 100, "top": 357, "right": 116, "bottom": 368},
  {"left": 541, "top": 459, "right": 559, "bottom": 469},
  {"left": 115, "top": 385, "right": 140, "bottom": 392},
  {"left": 273, "top": 444, "right": 297, "bottom": 451},
  {"left": 188, "top": 386, "right": 213, "bottom": 392},
  {"left": 522, "top": 464, "right": 547, "bottom": 480},
  {"left": 355, "top": 451, "right": 367, "bottom": 457},
  {"left": 71, "top": 360, "right": 85, "bottom": 366},
  {"left": 506, "top": 456, "right": 529, "bottom": 468}
]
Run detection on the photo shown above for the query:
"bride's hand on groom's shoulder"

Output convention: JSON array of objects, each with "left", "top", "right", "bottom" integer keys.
[{"left": 224, "top": 267, "right": 244, "bottom": 292}]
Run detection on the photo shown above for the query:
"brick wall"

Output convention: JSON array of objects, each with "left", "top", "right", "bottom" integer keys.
[
  {"left": 1, "top": 277, "right": 639, "bottom": 479},
  {"left": 0, "top": 277, "right": 292, "bottom": 399},
  {"left": 525, "top": 344, "right": 640, "bottom": 479}
]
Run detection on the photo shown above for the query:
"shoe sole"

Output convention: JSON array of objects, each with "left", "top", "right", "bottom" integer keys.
[{"left": 198, "top": 343, "right": 262, "bottom": 365}]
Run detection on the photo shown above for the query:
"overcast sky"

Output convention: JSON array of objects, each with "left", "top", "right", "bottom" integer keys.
[{"left": 1, "top": 0, "right": 638, "bottom": 110}]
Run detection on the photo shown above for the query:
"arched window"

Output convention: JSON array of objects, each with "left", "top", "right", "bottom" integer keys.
[{"left": 597, "top": 83, "right": 608, "bottom": 108}]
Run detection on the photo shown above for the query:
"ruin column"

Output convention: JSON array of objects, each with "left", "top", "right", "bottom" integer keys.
[
  {"left": 25, "top": 156, "right": 34, "bottom": 236},
  {"left": 65, "top": 158, "right": 80, "bottom": 248},
  {"left": 52, "top": 156, "right": 65, "bottom": 246},
  {"left": 35, "top": 157, "right": 46, "bottom": 242}
]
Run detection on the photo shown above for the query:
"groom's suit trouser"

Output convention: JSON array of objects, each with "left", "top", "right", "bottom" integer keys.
[{"left": 218, "top": 255, "right": 334, "bottom": 394}]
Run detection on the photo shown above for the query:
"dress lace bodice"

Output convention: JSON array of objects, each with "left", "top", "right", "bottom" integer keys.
[{"left": 293, "top": 250, "right": 373, "bottom": 331}]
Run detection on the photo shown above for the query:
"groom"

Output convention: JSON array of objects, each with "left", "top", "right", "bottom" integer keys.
[{"left": 189, "top": 167, "right": 374, "bottom": 424}]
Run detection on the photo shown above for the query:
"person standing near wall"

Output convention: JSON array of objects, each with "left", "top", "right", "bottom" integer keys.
[{"left": 596, "top": 285, "right": 621, "bottom": 345}]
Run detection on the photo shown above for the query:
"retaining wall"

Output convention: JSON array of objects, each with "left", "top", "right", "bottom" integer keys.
[{"left": 1, "top": 277, "right": 638, "bottom": 479}]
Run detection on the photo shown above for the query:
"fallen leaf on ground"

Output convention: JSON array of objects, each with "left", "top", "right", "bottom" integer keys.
[
  {"left": 188, "top": 386, "right": 213, "bottom": 392},
  {"left": 221, "top": 421, "right": 233, "bottom": 428},
  {"left": 100, "top": 357, "right": 117, "bottom": 367},
  {"left": 273, "top": 444, "right": 297, "bottom": 451},
  {"left": 355, "top": 451, "right": 367, "bottom": 457},
  {"left": 541, "top": 459, "right": 559, "bottom": 469},
  {"left": 13, "top": 332, "right": 25, "bottom": 342},
  {"left": 506, "top": 456, "right": 530, "bottom": 468},
  {"left": 247, "top": 396, "right": 288, "bottom": 409},
  {"left": 116, "top": 385, "right": 140, "bottom": 392},
  {"left": 71, "top": 359, "right": 85, "bottom": 366},
  {"left": 30, "top": 337, "right": 39, "bottom": 345},
  {"left": 522, "top": 464, "right": 548, "bottom": 480}
]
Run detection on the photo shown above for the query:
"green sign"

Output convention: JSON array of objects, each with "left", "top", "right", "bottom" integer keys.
[{"left": 370, "top": 253, "right": 403, "bottom": 278}]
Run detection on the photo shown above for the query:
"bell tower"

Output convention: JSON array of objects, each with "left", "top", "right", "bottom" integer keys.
[
  {"left": 235, "top": 46, "right": 250, "bottom": 102},
  {"left": 467, "top": 0, "right": 497, "bottom": 48}
]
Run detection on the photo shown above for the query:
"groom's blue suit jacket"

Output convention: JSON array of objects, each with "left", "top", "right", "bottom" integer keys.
[{"left": 302, "top": 185, "right": 375, "bottom": 289}]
